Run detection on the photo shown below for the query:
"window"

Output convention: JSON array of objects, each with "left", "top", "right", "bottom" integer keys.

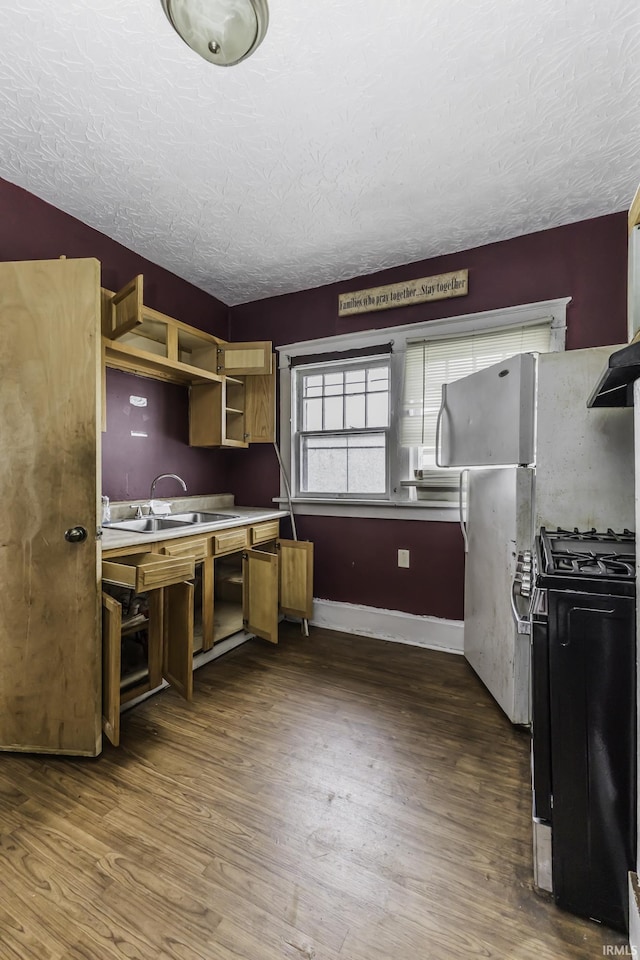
[
  {"left": 278, "top": 298, "right": 568, "bottom": 520},
  {"left": 295, "top": 357, "right": 390, "bottom": 498}
]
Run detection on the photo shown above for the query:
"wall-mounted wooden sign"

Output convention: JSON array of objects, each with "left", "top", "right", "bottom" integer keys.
[{"left": 338, "top": 269, "right": 468, "bottom": 318}]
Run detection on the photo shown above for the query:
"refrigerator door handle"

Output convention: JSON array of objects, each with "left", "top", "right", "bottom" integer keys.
[
  {"left": 459, "top": 469, "right": 469, "bottom": 552},
  {"left": 435, "top": 384, "right": 446, "bottom": 467}
]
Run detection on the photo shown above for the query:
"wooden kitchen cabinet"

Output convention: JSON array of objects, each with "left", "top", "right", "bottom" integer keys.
[
  {"left": 102, "top": 275, "right": 224, "bottom": 385},
  {"left": 154, "top": 520, "right": 314, "bottom": 652},
  {"left": 101, "top": 274, "right": 274, "bottom": 447},
  {"left": 162, "top": 581, "right": 195, "bottom": 700},
  {"left": 101, "top": 578, "right": 194, "bottom": 747},
  {"left": 102, "top": 587, "right": 162, "bottom": 747},
  {"left": 208, "top": 522, "right": 314, "bottom": 647},
  {"left": 216, "top": 341, "right": 272, "bottom": 376},
  {"left": 102, "top": 552, "right": 195, "bottom": 591},
  {"left": 243, "top": 539, "right": 314, "bottom": 644},
  {"left": 189, "top": 356, "right": 276, "bottom": 448},
  {"left": 244, "top": 359, "right": 277, "bottom": 443},
  {"left": 162, "top": 538, "right": 213, "bottom": 654},
  {"left": 100, "top": 518, "right": 312, "bottom": 744}
]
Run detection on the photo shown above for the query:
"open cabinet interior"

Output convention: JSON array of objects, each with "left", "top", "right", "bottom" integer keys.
[
  {"left": 214, "top": 551, "right": 245, "bottom": 642},
  {"left": 102, "top": 583, "right": 163, "bottom": 702}
]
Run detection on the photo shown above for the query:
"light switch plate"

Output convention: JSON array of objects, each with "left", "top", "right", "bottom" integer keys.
[{"left": 398, "top": 549, "right": 410, "bottom": 568}]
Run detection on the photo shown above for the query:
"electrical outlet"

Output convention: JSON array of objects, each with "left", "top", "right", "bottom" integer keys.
[{"left": 398, "top": 549, "right": 410, "bottom": 568}]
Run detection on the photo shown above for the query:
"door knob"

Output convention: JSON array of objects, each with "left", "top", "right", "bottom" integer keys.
[{"left": 64, "top": 526, "right": 88, "bottom": 543}]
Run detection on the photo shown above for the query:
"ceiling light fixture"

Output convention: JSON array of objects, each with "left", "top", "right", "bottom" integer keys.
[{"left": 161, "top": 0, "right": 269, "bottom": 66}]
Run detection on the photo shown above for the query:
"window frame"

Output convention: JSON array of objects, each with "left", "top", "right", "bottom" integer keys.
[
  {"left": 276, "top": 297, "right": 569, "bottom": 522},
  {"left": 294, "top": 355, "right": 392, "bottom": 500}
]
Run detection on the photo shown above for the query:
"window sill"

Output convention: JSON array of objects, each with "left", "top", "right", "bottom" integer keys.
[{"left": 272, "top": 497, "right": 458, "bottom": 522}]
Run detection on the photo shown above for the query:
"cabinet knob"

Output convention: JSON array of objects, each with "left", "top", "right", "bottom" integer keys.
[{"left": 64, "top": 526, "right": 88, "bottom": 543}]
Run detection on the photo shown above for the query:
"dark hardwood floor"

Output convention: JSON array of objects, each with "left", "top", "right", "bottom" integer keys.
[{"left": 0, "top": 623, "right": 628, "bottom": 959}]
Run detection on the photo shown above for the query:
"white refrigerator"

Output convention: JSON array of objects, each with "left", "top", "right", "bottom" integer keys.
[{"left": 438, "top": 345, "right": 635, "bottom": 725}]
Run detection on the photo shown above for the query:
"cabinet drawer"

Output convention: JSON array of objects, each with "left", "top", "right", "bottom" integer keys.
[
  {"left": 102, "top": 553, "right": 195, "bottom": 591},
  {"left": 251, "top": 520, "right": 280, "bottom": 545},
  {"left": 162, "top": 537, "right": 209, "bottom": 561},
  {"left": 213, "top": 527, "right": 248, "bottom": 555}
]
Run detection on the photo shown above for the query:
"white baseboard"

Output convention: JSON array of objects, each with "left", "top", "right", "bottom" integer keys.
[{"left": 310, "top": 598, "right": 464, "bottom": 654}]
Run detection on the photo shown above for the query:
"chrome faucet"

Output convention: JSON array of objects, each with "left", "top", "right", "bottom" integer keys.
[{"left": 149, "top": 473, "right": 187, "bottom": 510}]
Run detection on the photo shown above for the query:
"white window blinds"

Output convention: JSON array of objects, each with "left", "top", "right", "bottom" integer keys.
[{"left": 401, "top": 320, "right": 553, "bottom": 453}]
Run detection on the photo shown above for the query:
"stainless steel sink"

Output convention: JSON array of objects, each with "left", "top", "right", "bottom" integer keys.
[
  {"left": 167, "top": 512, "right": 239, "bottom": 523},
  {"left": 105, "top": 517, "right": 195, "bottom": 533}
]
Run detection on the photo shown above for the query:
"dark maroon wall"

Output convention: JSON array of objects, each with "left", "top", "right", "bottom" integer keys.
[
  {"left": 102, "top": 369, "right": 230, "bottom": 502},
  {"left": 297, "top": 516, "right": 463, "bottom": 620},
  {"left": 0, "top": 178, "right": 232, "bottom": 502},
  {"left": 227, "top": 212, "right": 628, "bottom": 620}
]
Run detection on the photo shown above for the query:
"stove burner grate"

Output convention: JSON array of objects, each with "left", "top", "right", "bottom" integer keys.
[
  {"left": 539, "top": 526, "right": 636, "bottom": 581},
  {"left": 551, "top": 527, "right": 635, "bottom": 544},
  {"left": 552, "top": 550, "right": 635, "bottom": 578}
]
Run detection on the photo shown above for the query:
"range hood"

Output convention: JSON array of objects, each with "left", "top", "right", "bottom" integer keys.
[{"left": 587, "top": 341, "right": 640, "bottom": 407}]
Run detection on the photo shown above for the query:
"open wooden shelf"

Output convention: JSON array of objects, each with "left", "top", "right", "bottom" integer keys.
[
  {"left": 103, "top": 338, "right": 223, "bottom": 386},
  {"left": 121, "top": 666, "right": 148, "bottom": 692},
  {"left": 121, "top": 615, "right": 149, "bottom": 636},
  {"left": 220, "top": 573, "right": 243, "bottom": 586}
]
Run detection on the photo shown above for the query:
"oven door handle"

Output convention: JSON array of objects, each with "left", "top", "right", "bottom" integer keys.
[{"left": 511, "top": 578, "right": 531, "bottom": 635}]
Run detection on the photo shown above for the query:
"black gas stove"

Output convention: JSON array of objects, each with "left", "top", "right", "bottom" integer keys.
[
  {"left": 536, "top": 526, "right": 636, "bottom": 596},
  {"left": 531, "top": 524, "right": 636, "bottom": 933}
]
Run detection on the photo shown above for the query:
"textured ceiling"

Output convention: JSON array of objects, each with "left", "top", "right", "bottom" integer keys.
[{"left": 1, "top": 0, "right": 639, "bottom": 305}]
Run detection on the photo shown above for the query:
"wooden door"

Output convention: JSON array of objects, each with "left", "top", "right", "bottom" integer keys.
[
  {"left": 278, "top": 540, "right": 314, "bottom": 619},
  {"left": 163, "top": 581, "right": 194, "bottom": 700},
  {"left": 242, "top": 548, "right": 279, "bottom": 644},
  {"left": 102, "top": 592, "right": 121, "bottom": 747},
  {"left": 217, "top": 342, "right": 272, "bottom": 376},
  {"left": 0, "top": 258, "right": 101, "bottom": 755}
]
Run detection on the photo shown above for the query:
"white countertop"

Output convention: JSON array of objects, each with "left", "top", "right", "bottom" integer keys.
[{"left": 101, "top": 495, "right": 288, "bottom": 552}]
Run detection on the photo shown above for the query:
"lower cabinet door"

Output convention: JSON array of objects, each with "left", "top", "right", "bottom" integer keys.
[
  {"left": 102, "top": 592, "right": 122, "bottom": 747},
  {"left": 200, "top": 556, "right": 215, "bottom": 652},
  {"left": 277, "top": 539, "right": 314, "bottom": 619},
  {"left": 163, "top": 581, "right": 195, "bottom": 700},
  {"left": 243, "top": 548, "right": 279, "bottom": 644},
  {"left": 102, "top": 588, "right": 164, "bottom": 746}
]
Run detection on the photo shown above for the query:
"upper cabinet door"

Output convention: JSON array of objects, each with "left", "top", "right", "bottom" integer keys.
[
  {"left": 217, "top": 342, "right": 272, "bottom": 376},
  {"left": 243, "top": 548, "right": 279, "bottom": 644},
  {"left": 244, "top": 356, "right": 276, "bottom": 443},
  {"left": 0, "top": 258, "right": 101, "bottom": 756},
  {"left": 278, "top": 540, "right": 314, "bottom": 620},
  {"left": 105, "top": 274, "right": 143, "bottom": 340}
]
